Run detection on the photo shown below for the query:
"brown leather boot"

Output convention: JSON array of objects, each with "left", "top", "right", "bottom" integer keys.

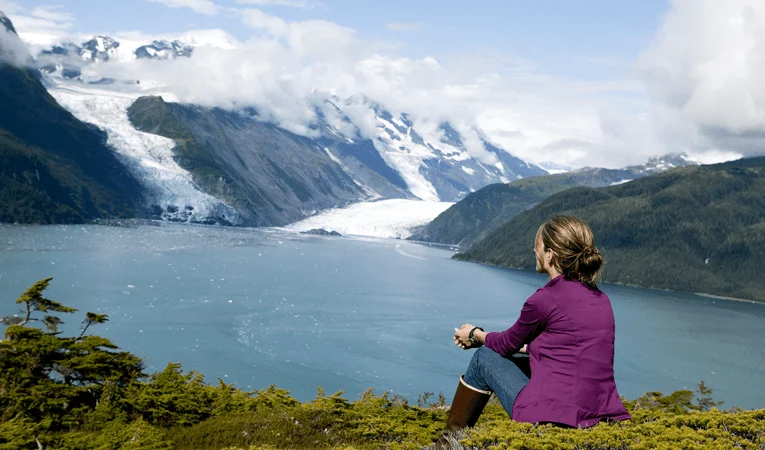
[{"left": 433, "top": 375, "right": 492, "bottom": 449}]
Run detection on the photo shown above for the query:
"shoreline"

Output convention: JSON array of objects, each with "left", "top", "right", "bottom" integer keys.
[
  {"left": 691, "top": 292, "right": 762, "bottom": 305},
  {"left": 451, "top": 256, "right": 765, "bottom": 305}
]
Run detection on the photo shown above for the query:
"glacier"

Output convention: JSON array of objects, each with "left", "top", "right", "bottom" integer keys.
[
  {"left": 284, "top": 199, "right": 454, "bottom": 239},
  {"left": 45, "top": 79, "right": 239, "bottom": 224}
]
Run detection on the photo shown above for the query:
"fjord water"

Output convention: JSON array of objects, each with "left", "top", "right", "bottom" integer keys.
[{"left": 1, "top": 224, "right": 763, "bottom": 409}]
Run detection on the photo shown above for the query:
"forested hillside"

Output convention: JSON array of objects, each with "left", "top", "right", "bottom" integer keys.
[{"left": 455, "top": 157, "right": 765, "bottom": 302}]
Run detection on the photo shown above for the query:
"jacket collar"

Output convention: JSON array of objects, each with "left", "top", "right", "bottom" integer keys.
[{"left": 544, "top": 274, "right": 566, "bottom": 288}]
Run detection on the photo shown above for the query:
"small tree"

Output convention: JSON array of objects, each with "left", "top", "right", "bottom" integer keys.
[
  {"left": 78, "top": 312, "right": 109, "bottom": 339},
  {"left": 695, "top": 380, "right": 724, "bottom": 411},
  {"left": 2, "top": 278, "right": 77, "bottom": 328},
  {"left": 0, "top": 278, "right": 145, "bottom": 432}
]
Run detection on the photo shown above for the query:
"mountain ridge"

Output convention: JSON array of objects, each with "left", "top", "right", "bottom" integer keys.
[
  {"left": 30, "top": 29, "right": 547, "bottom": 204},
  {"left": 410, "top": 153, "right": 700, "bottom": 247}
]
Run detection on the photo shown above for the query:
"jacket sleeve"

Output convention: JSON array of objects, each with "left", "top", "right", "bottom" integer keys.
[{"left": 484, "top": 289, "right": 550, "bottom": 357}]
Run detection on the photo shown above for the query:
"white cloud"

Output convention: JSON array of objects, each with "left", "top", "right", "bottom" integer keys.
[
  {"left": 82, "top": 8, "right": 654, "bottom": 168},
  {"left": 0, "top": 24, "right": 31, "bottom": 67},
  {"left": 0, "top": 4, "right": 73, "bottom": 51},
  {"left": 236, "top": 0, "right": 324, "bottom": 9},
  {"left": 25, "top": 2, "right": 765, "bottom": 170},
  {"left": 385, "top": 22, "right": 424, "bottom": 32},
  {"left": 639, "top": 0, "right": 765, "bottom": 159},
  {"left": 239, "top": 8, "right": 359, "bottom": 61},
  {"left": 0, "top": 0, "right": 21, "bottom": 15},
  {"left": 29, "top": 6, "right": 74, "bottom": 24},
  {"left": 147, "top": 0, "right": 219, "bottom": 15}
]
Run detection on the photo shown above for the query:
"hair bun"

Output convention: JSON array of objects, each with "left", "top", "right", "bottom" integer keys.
[
  {"left": 578, "top": 246, "right": 599, "bottom": 259},
  {"left": 574, "top": 246, "right": 603, "bottom": 285}
]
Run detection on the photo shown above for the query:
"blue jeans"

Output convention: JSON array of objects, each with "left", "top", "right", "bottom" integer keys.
[{"left": 462, "top": 346, "right": 530, "bottom": 416}]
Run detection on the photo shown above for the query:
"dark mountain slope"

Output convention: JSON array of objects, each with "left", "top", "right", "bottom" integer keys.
[
  {"left": 128, "top": 96, "right": 368, "bottom": 226},
  {"left": 0, "top": 63, "right": 144, "bottom": 223}
]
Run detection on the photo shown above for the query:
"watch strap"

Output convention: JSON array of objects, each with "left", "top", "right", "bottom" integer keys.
[{"left": 468, "top": 326, "right": 484, "bottom": 346}]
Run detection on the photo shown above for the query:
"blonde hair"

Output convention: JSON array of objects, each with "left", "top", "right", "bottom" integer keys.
[{"left": 536, "top": 215, "right": 604, "bottom": 287}]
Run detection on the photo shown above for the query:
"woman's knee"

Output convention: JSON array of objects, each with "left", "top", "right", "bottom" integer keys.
[
  {"left": 470, "top": 346, "right": 495, "bottom": 368},
  {"left": 477, "top": 346, "right": 499, "bottom": 358},
  {"left": 476, "top": 346, "right": 504, "bottom": 363}
]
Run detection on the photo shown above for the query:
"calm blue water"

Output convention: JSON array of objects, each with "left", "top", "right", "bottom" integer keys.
[{"left": 1, "top": 223, "right": 764, "bottom": 409}]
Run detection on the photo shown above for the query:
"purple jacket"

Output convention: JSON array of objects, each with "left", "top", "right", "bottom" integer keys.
[{"left": 484, "top": 274, "right": 631, "bottom": 428}]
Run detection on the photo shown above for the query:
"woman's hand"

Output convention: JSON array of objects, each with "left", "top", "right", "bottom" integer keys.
[
  {"left": 453, "top": 323, "right": 483, "bottom": 349},
  {"left": 519, "top": 344, "right": 528, "bottom": 354}
]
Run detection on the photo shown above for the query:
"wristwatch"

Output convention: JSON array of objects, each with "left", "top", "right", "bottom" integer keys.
[{"left": 468, "top": 326, "right": 484, "bottom": 347}]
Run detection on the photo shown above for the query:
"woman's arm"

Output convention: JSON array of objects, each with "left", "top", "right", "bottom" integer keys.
[
  {"left": 453, "top": 326, "right": 528, "bottom": 353},
  {"left": 484, "top": 290, "right": 550, "bottom": 356}
]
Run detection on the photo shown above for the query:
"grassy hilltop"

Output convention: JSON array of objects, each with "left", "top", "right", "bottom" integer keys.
[{"left": 2, "top": 280, "right": 763, "bottom": 450}]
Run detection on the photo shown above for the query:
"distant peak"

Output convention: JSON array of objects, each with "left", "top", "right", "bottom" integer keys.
[
  {"left": 645, "top": 152, "right": 700, "bottom": 167},
  {"left": 83, "top": 35, "right": 120, "bottom": 51},
  {"left": 538, "top": 161, "right": 572, "bottom": 174},
  {"left": 135, "top": 39, "right": 193, "bottom": 60},
  {"left": 0, "top": 10, "right": 18, "bottom": 35},
  {"left": 626, "top": 152, "right": 701, "bottom": 174}
]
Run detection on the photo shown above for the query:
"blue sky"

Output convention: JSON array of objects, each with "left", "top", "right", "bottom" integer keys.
[{"left": 3, "top": 0, "right": 669, "bottom": 80}]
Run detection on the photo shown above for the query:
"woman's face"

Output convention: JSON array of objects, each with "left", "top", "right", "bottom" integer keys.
[{"left": 534, "top": 236, "right": 548, "bottom": 274}]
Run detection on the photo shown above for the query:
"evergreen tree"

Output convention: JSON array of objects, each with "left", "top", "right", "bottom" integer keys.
[{"left": 0, "top": 278, "right": 144, "bottom": 438}]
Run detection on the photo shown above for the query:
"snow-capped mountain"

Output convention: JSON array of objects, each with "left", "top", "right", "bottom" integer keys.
[
  {"left": 4, "top": 19, "right": 548, "bottom": 226},
  {"left": 1, "top": 17, "right": 147, "bottom": 224},
  {"left": 538, "top": 161, "right": 572, "bottom": 174},
  {"left": 46, "top": 80, "right": 239, "bottom": 225},
  {"left": 627, "top": 153, "right": 700, "bottom": 174},
  {"left": 80, "top": 36, "right": 121, "bottom": 62},
  {"left": 33, "top": 31, "right": 235, "bottom": 64},
  {"left": 37, "top": 36, "right": 120, "bottom": 76},
  {"left": 39, "top": 82, "right": 545, "bottom": 224},
  {"left": 29, "top": 33, "right": 546, "bottom": 202},
  {"left": 314, "top": 98, "right": 546, "bottom": 202},
  {"left": 31, "top": 31, "right": 236, "bottom": 81},
  {"left": 36, "top": 37, "right": 117, "bottom": 79},
  {"left": 135, "top": 40, "right": 194, "bottom": 60},
  {"left": 32, "top": 30, "right": 240, "bottom": 88}
]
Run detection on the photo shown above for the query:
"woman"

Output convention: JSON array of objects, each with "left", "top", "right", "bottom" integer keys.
[{"left": 435, "top": 216, "right": 630, "bottom": 447}]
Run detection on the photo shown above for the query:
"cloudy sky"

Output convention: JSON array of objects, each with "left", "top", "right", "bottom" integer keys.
[{"left": 1, "top": 0, "right": 764, "bottom": 169}]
